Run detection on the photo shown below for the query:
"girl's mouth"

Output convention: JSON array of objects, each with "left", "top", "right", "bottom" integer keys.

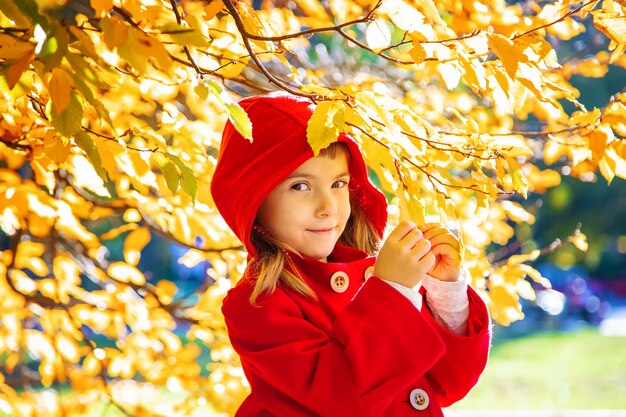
[{"left": 307, "top": 227, "right": 335, "bottom": 233}]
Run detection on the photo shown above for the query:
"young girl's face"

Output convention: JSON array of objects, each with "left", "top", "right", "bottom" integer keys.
[{"left": 257, "top": 150, "right": 351, "bottom": 262}]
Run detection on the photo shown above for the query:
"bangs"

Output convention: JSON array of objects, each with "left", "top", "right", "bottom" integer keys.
[{"left": 319, "top": 142, "right": 350, "bottom": 160}]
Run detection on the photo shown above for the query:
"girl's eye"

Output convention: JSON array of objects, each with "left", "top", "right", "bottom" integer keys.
[
  {"left": 291, "top": 182, "right": 310, "bottom": 191},
  {"left": 333, "top": 179, "right": 349, "bottom": 188}
]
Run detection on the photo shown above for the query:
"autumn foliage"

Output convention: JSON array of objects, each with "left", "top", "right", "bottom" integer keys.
[{"left": 0, "top": 0, "right": 625, "bottom": 414}]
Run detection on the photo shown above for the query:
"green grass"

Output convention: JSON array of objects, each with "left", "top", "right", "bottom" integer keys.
[{"left": 450, "top": 328, "right": 626, "bottom": 409}]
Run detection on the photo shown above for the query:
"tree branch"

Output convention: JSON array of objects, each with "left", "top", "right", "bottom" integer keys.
[
  {"left": 220, "top": 0, "right": 322, "bottom": 99},
  {"left": 0, "top": 137, "right": 31, "bottom": 152},
  {"left": 168, "top": 0, "right": 203, "bottom": 78}
]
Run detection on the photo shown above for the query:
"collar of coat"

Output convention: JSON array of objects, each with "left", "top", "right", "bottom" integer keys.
[{"left": 285, "top": 243, "right": 376, "bottom": 297}]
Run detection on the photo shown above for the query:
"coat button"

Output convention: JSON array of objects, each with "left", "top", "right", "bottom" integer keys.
[
  {"left": 364, "top": 265, "right": 375, "bottom": 280},
  {"left": 409, "top": 388, "right": 429, "bottom": 411},
  {"left": 330, "top": 271, "right": 349, "bottom": 293}
]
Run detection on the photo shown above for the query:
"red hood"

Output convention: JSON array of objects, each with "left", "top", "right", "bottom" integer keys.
[{"left": 210, "top": 92, "right": 388, "bottom": 257}]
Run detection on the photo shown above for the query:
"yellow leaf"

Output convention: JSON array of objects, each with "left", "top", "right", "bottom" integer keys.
[
  {"left": 68, "top": 26, "right": 99, "bottom": 61},
  {"left": 488, "top": 284, "right": 523, "bottom": 326},
  {"left": 593, "top": 12, "right": 626, "bottom": 43},
  {"left": 156, "top": 329, "right": 182, "bottom": 354},
  {"left": 571, "top": 232, "right": 588, "bottom": 252},
  {"left": 49, "top": 92, "right": 84, "bottom": 138},
  {"left": 598, "top": 146, "right": 617, "bottom": 183},
  {"left": 487, "top": 34, "right": 526, "bottom": 78},
  {"left": 25, "top": 330, "right": 55, "bottom": 361},
  {"left": 224, "top": 102, "right": 252, "bottom": 141},
  {"left": 459, "top": 54, "right": 487, "bottom": 92},
  {"left": 0, "top": 0, "right": 30, "bottom": 27},
  {"left": 608, "top": 142, "right": 626, "bottom": 179},
  {"left": 0, "top": 34, "right": 34, "bottom": 60},
  {"left": 53, "top": 254, "right": 80, "bottom": 287},
  {"left": 438, "top": 61, "right": 462, "bottom": 90},
  {"left": 56, "top": 333, "right": 80, "bottom": 363},
  {"left": 568, "top": 108, "right": 601, "bottom": 127},
  {"left": 572, "top": 57, "right": 609, "bottom": 77},
  {"left": 516, "top": 278, "right": 536, "bottom": 301},
  {"left": 293, "top": 0, "right": 332, "bottom": 24},
  {"left": 414, "top": 0, "right": 446, "bottom": 27},
  {"left": 517, "top": 62, "right": 543, "bottom": 96},
  {"left": 409, "top": 40, "right": 426, "bottom": 65},
  {"left": 365, "top": 19, "right": 391, "bottom": 51},
  {"left": 90, "top": 0, "right": 113, "bottom": 17},
  {"left": 16, "top": 240, "right": 45, "bottom": 258},
  {"left": 331, "top": 0, "right": 361, "bottom": 21},
  {"left": 237, "top": 2, "right": 270, "bottom": 49},
  {"left": 156, "top": 280, "right": 177, "bottom": 305},
  {"left": 307, "top": 100, "right": 346, "bottom": 155},
  {"left": 101, "top": 16, "right": 128, "bottom": 50},
  {"left": 397, "top": 187, "right": 426, "bottom": 225},
  {"left": 82, "top": 352, "right": 102, "bottom": 376},
  {"left": 123, "top": 208, "right": 142, "bottom": 223},
  {"left": 44, "top": 135, "right": 71, "bottom": 164},
  {"left": 8, "top": 269, "right": 37, "bottom": 295},
  {"left": 37, "top": 278, "right": 58, "bottom": 301},
  {"left": 124, "top": 227, "right": 151, "bottom": 266},
  {"left": 519, "top": 264, "right": 551, "bottom": 288},
  {"left": 528, "top": 167, "right": 561, "bottom": 192},
  {"left": 344, "top": 104, "right": 371, "bottom": 130},
  {"left": 506, "top": 249, "right": 540, "bottom": 266},
  {"left": 161, "top": 22, "right": 211, "bottom": 48},
  {"left": 119, "top": 28, "right": 171, "bottom": 73},
  {"left": 589, "top": 124, "right": 613, "bottom": 161},
  {"left": 380, "top": 0, "right": 434, "bottom": 39},
  {"left": 5, "top": 51, "right": 34, "bottom": 90},
  {"left": 108, "top": 355, "right": 134, "bottom": 378},
  {"left": 204, "top": 0, "right": 224, "bottom": 20},
  {"left": 108, "top": 262, "right": 146, "bottom": 285},
  {"left": 500, "top": 200, "right": 535, "bottom": 224},
  {"left": 100, "top": 223, "right": 138, "bottom": 240},
  {"left": 48, "top": 67, "right": 73, "bottom": 114},
  {"left": 609, "top": 42, "right": 626, "bottom": 64}
]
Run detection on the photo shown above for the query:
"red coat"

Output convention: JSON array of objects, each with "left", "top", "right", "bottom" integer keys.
[
  {"left": 223, "top": 244, "right": 491, "bottom": 416},
  {"left": 212, "top": 92, "right": 491, "bottom": 416}
]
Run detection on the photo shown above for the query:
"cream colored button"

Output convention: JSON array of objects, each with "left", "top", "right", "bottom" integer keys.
[
  {"left": 409, "top": 388, "right": 429, "bottom": 411},
  {"left": 364, "top": 265, "right": 375, "bottom": 280},
  {"left": 330, "top": 271, "right": 349, "bottom": 293}
]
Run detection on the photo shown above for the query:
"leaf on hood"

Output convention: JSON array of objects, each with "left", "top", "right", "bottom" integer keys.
[{"left": 307, "top": 100, "right": 346, "bottom": 156}]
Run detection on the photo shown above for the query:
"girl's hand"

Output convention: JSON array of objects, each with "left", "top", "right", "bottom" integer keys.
[
  {"left": 419, "top": 223, "right": 461, "bottom": 282},
  {"left": 374, "top": 222, "right": 436, "bottom": 288}
]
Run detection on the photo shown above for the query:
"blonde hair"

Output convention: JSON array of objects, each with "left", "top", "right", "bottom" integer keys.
[{"left": 247, "top": 143, "right": 381, "bottom": 305}]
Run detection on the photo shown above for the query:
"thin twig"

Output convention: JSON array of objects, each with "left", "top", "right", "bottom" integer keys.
[
  {"left": 168, "top": 0, "right": 203, "bottom": 77},
  {"left": 82, "top": 127, "right": 160, "bottom": 152},
  {"left": 513, "top": 0, "right": 599, "bottom": 40}
]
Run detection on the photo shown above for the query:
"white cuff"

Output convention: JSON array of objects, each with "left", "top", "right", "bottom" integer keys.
[
  {"left": 421, "top": 270, "right": 470, "bottom": 335},
  {"left": 382, "top": 280, "right": 423, "bottom": 311}
]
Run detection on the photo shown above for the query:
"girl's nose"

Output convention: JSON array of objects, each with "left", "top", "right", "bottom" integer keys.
[{"left": 315, "top": 191, "right": 338, "bottom": 217}]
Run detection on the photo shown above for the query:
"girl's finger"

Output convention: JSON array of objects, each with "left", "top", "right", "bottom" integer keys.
[
  {"left": 428, "top": 233, "right": 460, "bottom": 250},
  {"left": 387, "top": 221, "right": 417, "bottom": 242},
  {"left": 400, "top": 227, "right": 424, "bottom": 248},
  {"left": 418, "top": 223, "right": 447, "bottom": 232},
  {"left": 432, "top": 246, "right": 461, "bottom": 263},
  {"left": 410, "top": 238, "right": 431, "bottom": 258},
  {"left": 419, "top": 252, "right": 436, "bottom": 273}
]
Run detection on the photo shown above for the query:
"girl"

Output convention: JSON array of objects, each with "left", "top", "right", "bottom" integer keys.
[{"left": 211, "top": 92, "right": 491, "bottom": 416}]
